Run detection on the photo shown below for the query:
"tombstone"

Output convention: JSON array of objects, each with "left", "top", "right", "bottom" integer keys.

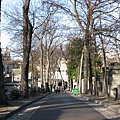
[
  {"left": 108, "top": 62, "right": 120, "bottom": 97},
  {"left": 118, "top": 85, "right": 120, "bottom": 99}
]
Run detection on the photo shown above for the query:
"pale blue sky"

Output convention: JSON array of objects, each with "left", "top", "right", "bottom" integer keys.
[
  {"left": 1, "top": 0, "right": 23, "bottom": 48},
  {"left": 1, "top": 0, "right": 119, "bottom": 49}
]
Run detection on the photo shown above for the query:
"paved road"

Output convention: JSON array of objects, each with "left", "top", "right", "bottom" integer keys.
[
  {"left": 30, "top": 93, "right": 106, "bottom": 120},
  {"left": 7, "top": 93, "right": 120, "bottom": 120}
]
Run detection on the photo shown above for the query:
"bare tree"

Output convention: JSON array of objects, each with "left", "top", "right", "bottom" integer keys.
[
  {"left": 44, "top": 22, "right": 65, "bottom": 91},
  {"left": 34, "top": 16, "right": 50, "bottom": 91},
  {"left": 29, "top": 50, "right": 39, "bottom": 92},
  {"left": 45, "top": 0, "right": 119, "bottom": 95},
  {"left": 2, "top": 0, "right": 119, "bottom": 98},
  {"left": 0, "top": 0, "right": 8, "bottom": 105},
  {"left": 78, "top": 49, "right": 84, "bottom": 93},
  {"left": 45, "top": 0, "right": 101, "bottom": 93},
  {"left": 0, "top": 45, "right": 8, "bottom": 104},
  {"left": 22, "top": 0, "right": 33, "bottom": 98}
]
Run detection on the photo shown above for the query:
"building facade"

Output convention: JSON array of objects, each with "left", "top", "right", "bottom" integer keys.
[
  {"left": 54, "top": 58, "right": 68, "bottom": 88},
  {"left": 2, "top": 47, "right": 22, "bottom": 83}
]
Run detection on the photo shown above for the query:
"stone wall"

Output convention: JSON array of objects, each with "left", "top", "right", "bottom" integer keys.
[{"left": 109, "top": 62, "right": 120, "bottom": 98}]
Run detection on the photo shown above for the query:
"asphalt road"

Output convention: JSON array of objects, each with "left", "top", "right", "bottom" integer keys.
[{"left": 29, "top": 93, "right": 107, "bottom": 120}]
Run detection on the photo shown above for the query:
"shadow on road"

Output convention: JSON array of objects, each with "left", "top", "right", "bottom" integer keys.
[{"left": 28, "top": 93, "right": 109, "bottom": 120}]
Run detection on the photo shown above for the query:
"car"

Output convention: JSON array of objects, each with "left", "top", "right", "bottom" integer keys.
[
  {"left": 5, "top": 83, "right": 21, "bottom": 99},
  {"left": 5, "top": 82, "right": 21, "bottom": 92}
]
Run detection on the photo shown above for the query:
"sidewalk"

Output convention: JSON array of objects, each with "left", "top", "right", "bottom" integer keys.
[
  {"left": 0, "top": 92, "right": 51, "bottom": 120},
  {"left": 67, "top": 89, "right": 120, "bottom": 115},
  {"left": 79, "top": 94, "right": 120, "bottom": 114}
]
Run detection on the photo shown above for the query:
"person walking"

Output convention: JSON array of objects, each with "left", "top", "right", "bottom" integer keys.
[{"left": 55, "top": 86, "right": 58, "bottom": 93}]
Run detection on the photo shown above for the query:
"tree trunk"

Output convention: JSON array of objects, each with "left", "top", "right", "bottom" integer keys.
[
  {"left": 0, "top": 0, "right": 8, "bottom": 105},
  {"left": 22, "top": 0, "right": 33, "bottom": 98},
  {"left": 39, "top": 38, "right": 44, "bottom": 90},
  {"left": 93, "top": 35, "right": 98, "bottom": 96},
  {"left": 83, "top": 40, "right": 89, "bottom": 93},
  {"left": 31, "top": 52, "right": 34, "bottom": 87},
  {"left": 0, "top": 47, "right": 8, "bottom": 105},
  {"left": 83, "top": 1, "right": 93, "bottom": 94},
  {"left": 99, "top": 13, "right": 108, "bottom": 99},
  {"left": 84, "top": 18, "right": 90, "bottom": 94},
  {"left": 114, "top": 37, "right": 120, "bottom": 62},
  {"left": 45, "top": 51, "right": 50, "bottom": 92},
  {"left": 88, "top": 48, "right": 93, "bottom": 95},
  {"left": 78, "top": 49, "right": 84, "bottom": 93}
]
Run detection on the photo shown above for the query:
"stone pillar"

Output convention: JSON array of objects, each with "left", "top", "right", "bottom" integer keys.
[{"left": 118, "top": 85, "right": 120, "bottom": 99}]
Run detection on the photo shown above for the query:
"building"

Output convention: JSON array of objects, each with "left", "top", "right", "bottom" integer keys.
[
  {"left": 1, "top": 47, "right": 22, "bottom": 82},
  {"left": 12, "top": 67, "right": 21, "bottom": 82},
  {"left": 1, "top": 47, "right": 11, "bottom": 60},
  {"left": 54, "top": 58, "right": 68, "bottom": 88}
]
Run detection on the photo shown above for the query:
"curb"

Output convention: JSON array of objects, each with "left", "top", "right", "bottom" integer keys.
[
  {"left": 0, "top": 92, "right": 51, "bottom": 120},
  {"left": 81, "top": 95, "right": 95, "bottom": 102},
  {"left": 107, "top": 105, "right": 120, "bottom": 114},
  {"left": 78, "top": 94, "right": 120, "bottom": 115},
  {"left": 63, "top": 92, "right": 120, "bottom": 115}
]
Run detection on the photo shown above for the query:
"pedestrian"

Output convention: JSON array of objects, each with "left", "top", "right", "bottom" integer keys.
[
  {"left": 32, "top": 87, "right": 34, "bottom": 97},
  {"left": 62, "top": 86, "right": 64, "bottom": 92},
  {"left": 55, "top": 86, "right": 58, "bottom": 93},
  {"left": 58, "top": 86, "right": 60, "bottom": 93}
]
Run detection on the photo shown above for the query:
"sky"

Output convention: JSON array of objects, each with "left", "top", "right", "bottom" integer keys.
[
  {"left": 1, "top": 32, "right": 10, "bottom": 48},
  {"left": 1, "top": 0, "right": 120, "bottom": 50},
  {"left": 1, "top": 0, "right": 12, "bottom": 48},
  {"left": 1, "top": 0, "right": 21, "bottom": 48}
]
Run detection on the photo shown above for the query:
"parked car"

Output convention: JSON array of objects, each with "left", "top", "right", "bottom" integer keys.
[{"left": 5, "top": 82, "right": 21, "bottom": 99}]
